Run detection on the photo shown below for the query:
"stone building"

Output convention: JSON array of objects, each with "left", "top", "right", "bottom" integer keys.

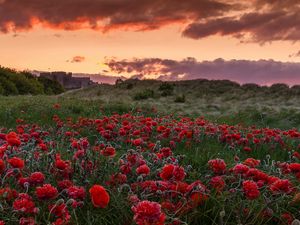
[{"left": 40, "top": 71, "right": 95, "bottom": 90}]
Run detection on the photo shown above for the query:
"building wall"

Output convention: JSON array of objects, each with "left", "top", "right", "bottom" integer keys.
[{"left": 39, "top": 72, "right": 94, "bottom": 90}]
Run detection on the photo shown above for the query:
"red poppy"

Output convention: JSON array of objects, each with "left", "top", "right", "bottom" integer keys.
[
  {"left": 101, "top": 146, "right": 116, "bottom": 157},
  {"left": 270, "top": 179, "right": 293, "bottom": 194},
  {"left": 6, "top": 132, "right": 21, "bottom": 147},
  {"left": 242, "top": 180, "right": 260, "bottom": 200},
  {"left": 132, "top": 201, "right": 165, "bottom": 225},
  {"left": 208, "top": 159, "right": 226, "bottom": 174},
  {"left": 0, "top": 159, "right": 5, "bottom": 174},
  {"left": 7, "top": 157, "right": 24, "bottom": 169},
  {"left": 89, "top": 185, "right": 110, "bottom": 208},
  {"left": 13, "top": 194, "right": 36, "bottom": 214},
  {"left": 29, "top": 172, "right": 45, "bottom": 185},
  {"left": 35, "top": 184, "right": 58, "bottom": 200},
  {"left": 243, "top": 158, "right": 260, "bottom": 168},
  {"left": 160, "top": 164, "right": 185, "bottom": 181},
  {"left": 67, "top": 186, "right": 86, "bottom": 200},
  {"left": 190, "top": 192, "right": 209, "bottom": 206},
  {"left": 210, "top": 176, "right": 225, "bottom": 191},
  {"left": 136, "top": 164, "right": 150, "bottom": 176}
]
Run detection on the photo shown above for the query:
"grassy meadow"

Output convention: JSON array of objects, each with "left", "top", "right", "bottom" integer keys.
[
  {"left": 1, "top": 79, "right": 299, "bottom": 129},
  {"left": 0, "top": 79, "right": 299, "bottom": 225}
]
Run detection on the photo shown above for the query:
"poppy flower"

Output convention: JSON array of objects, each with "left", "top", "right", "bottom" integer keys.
[
  {"left": 210, "top": 176, "right": 225, "bottom": 191},
  {"left": 7, "top": 157, "right": 24, "bottom": 169},
  {"left": 160, "top": 164, "right": 185, "bottom": 181},
  {"left": 89, "top": 185, "right": 110, "bottom": 208},
  {"left": 67, "top": 186, "right": 86, "bottom": 200},
  {"left": 13, "top": 194, "right": 36, "bottom": 214},
  {"left": 0, "top": 159, "right": 5, "bottom": 174},
  {"left": 101, "top": 146, "right": 116, "bottom": 157},
  {"left": 29, "top": 172, "right": 45, "bottom": 185},
  {"left": 243, "top": 158, "right": 260, "bottom": 168},
  {"left": 208, "top": 159, "right": 226, "bottom": 174},
  {"left": 132, "top": 201, "right": 165, "bottom": 225},
  {"left": 6, "top": 132, "right": 21, "bottom": 147},
  {"left": 270, "top": 179, "right": 293, "bottom": 194},
  {"left": 136, "top": 164, "right": 150, "bottom": 176},
  {"left": 132, "top": 139, "right": 142, "bottom": 146},
  {"left": 190, "top": 192, "right": 209, "bottom": 206},
  {"left": 35, "top": 184, "right": 58, "bottom": 200},
  {"left": 242, "top": 180, "right": 260, "bottom": 200}
]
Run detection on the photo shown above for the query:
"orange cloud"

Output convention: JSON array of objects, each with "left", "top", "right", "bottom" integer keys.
[
  {"left": 70, "top": 56, "right": 85, "bottom": 63},
  {"left": 0, "top": 0, "right": 299, "bottom": 43},
  {"left": 0, "top": 1, "right": 234, "bottom": 33}
]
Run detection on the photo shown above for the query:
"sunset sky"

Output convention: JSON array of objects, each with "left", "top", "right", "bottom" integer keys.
[{"left": 0, "top": 0, "right": 300, "bottom": 85}]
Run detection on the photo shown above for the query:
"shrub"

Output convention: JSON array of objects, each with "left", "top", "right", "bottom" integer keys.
[
  {"left": 291, "top": 85, "right": 300, "bottom": 95},
  {"left": 126, "top": 83, "right": 134, "bottom": 90},
  {"left": 38, "top": 77, "right": 65, "bottom": 95},
  {"left": 96, "top": 89, "right": 102, "bottom": 96},
  {"left": 208, "top": 80, "right": 241, "bottom": 94},
  {"left": 159, "top": 82, "right": 174, "bottom": 96},
  {"left": 133, "top": 89, "right": 155, "bottom": 100},
  {"left": 269, "top": 83, "right": 289, "bottom": 93},
  {"left": 0, "top": 84, "right": 4, "bottom": 95},
  {"left": 0, "top": 76, "right": 19, "bottom": 95},
  {"left": 242, "top": 83, "right": 261, "bottom": 91},
  {"left": 0, "top": 66, "right": 64, "bottom": 96},
  {"left": 174, "top": 94, "right": 186, "bottom": 103}
]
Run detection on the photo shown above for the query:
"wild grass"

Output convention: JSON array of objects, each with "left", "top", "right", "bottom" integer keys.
[{"left": 0, "top": 80, "right": 299, "bottom": 129}]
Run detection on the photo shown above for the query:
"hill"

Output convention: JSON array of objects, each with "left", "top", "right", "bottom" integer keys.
[{"left": 60, "top": 78, "right": 300, "bottom": 128}]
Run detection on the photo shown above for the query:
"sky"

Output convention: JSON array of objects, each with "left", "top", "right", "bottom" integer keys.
[{"left": 0, "top": 0, "right": 300, "bottom": 85}]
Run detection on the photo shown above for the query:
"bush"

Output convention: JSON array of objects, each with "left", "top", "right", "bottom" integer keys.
[
  {"left": 22, "top": 72, "right": 44, "bottom": 94},
  {"left": 0, "top": 76, "right": 19, "bottom": 95},
  {"left": 208, "top": 80, "right": 240, "bottom": 94},
  {"left": 174, "top": 94, "right": 186, "bottom": 103},
  {"left": 133, "top": 89, "right": 155, "bottom": 100},
  {"left": 0, "top": 66, "right": 64, "bottom": 96},
  {"left": 126, "top": 83, "right": 134, "bottom": 90},
  {"left": 242, "top": 83, "right": 261, "bottom": 91},
  {"left": 0, "top": 84, "right": 4, "bottom": 95},
  {"left": 159, "top": 82, "right": 174, "bottom": 96},
  {"left": 38, "top": 77, "right": 65, "bottom": 95},
  {"left": 269, "top": 83, "right": 289, "bottom": 93},
  {"left": 291, "top": 85, "right": 300, "bottom": 95}
]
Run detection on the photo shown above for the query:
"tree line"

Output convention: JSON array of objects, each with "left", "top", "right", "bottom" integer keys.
[{"left": 0, "top": 66, "right": 64, "bottom": 95}]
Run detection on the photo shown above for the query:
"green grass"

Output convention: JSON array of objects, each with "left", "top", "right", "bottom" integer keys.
[
  {"left": 0, "top": 94, "right": 299, "bottom": 130},
  {"left": 0, "top": 92, "right": 299, "bottom": 225}
]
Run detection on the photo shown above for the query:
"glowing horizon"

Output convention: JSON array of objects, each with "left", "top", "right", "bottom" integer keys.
[{"left": 1, "top": 0, "right": 300, "bottom": 85}]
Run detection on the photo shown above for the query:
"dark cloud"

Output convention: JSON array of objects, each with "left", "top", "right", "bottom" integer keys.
[
  {"left": 289, "top": 50, "right": 300, "bottom": 58},
  {"left": 183, "top": 2, "right": 300, "bottom": 43},
  {"left": 69, "top": 56, "right": 85, "bottom": 63},
  {"left": 0, "top": 0, "right": 299, "bottom": 43},
  {"left": 0, "top": 0, "right": 232, "bottom": 32},
  {"left": 105, "top": 57, "right": 300, "bottom": 85}
]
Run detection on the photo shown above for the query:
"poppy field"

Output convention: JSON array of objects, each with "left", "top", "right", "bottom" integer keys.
[{"left": 0, "top": 105, "right": 300, "bottom": 225}]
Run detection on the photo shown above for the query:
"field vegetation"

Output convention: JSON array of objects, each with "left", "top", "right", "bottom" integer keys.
[{"left": 0, "top": 75, "right": 299, "bottom": 224}]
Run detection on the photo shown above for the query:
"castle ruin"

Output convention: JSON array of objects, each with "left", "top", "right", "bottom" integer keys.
[{"left": 40, "top": 71, "right": 95, "bottom": 90}]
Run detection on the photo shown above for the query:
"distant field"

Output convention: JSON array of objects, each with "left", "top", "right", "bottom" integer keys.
[{"left": 0, "top": 79, "right": 300, "bottom": 129}]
